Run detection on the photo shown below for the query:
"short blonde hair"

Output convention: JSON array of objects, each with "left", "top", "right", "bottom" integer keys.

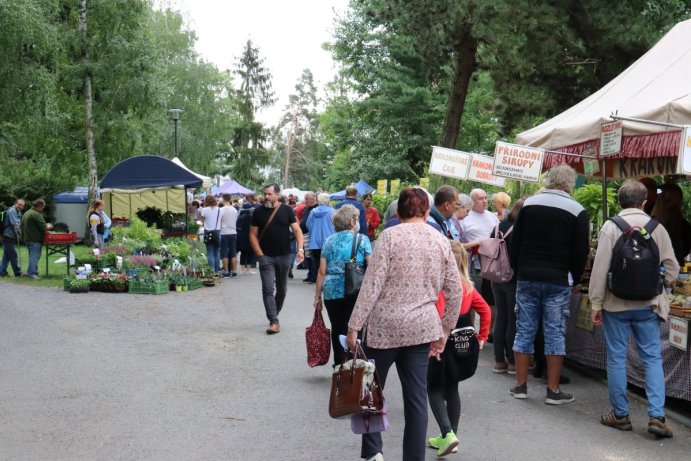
[
  {"left": 317, "top": 193, "right": 330, "bottom": 205},
  {"left": 450, "top": 241, "right": 472, "bottom": 293},
  {"left": 492, "top": 192, "right": 511, "bottom": 209}
]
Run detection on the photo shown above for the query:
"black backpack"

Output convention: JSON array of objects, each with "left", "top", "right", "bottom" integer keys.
[{"left": 607, "top": 216, "right": 664, "bottom": 300}]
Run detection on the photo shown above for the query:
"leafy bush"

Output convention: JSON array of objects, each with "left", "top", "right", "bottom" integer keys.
[
  {"left": 136, "top": 206, "right": 164, "bottom": 228},
  {"left": 573, "top": 184, "right": 620, "bottom": 232}
]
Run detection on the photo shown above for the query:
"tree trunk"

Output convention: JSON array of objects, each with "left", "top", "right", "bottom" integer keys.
[
  {"left": 283, "top": 112, "right": 298, "bottom": 188},
  {"left": 440, "top": 32, "right": 478, "bottom": 149},
  {"left": 79, "top": 0, "right": 98, "bottom": 204}
]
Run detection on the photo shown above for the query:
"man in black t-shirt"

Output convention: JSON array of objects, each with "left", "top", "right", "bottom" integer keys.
[{"left": 250, "top": 183, "right": 305, "bottom": 334}]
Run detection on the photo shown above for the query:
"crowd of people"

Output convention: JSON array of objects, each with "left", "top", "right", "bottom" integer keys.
[{"left": 1, "top": 169, "right": 689, "bottom": 460}]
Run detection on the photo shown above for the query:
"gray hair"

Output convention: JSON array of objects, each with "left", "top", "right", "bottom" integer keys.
[
  {"left": 304, "top": 192, "right": 315, "bottom": 202},
  {"left": 317, "top": 193, "right": 330, "bottom": 205},
  {"left": 617, "top": 179, "right": 647, "bottom": 209},
  {"left": 458, "top": 193, "right": 473, "bottom": 210},
  {"left": 544, "top": 165, "right": 577, "bottom": 193},
  {"left": 332, "top": 204, "right": 359, "bottom": 231}
]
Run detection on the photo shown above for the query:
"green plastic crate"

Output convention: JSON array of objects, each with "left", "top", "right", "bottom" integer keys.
[
  {"left": 128, "top": 279, "right": 168, "bottom": 295},
  {"left": 187, "top": 279, "right": 203, "bottom": 290}
]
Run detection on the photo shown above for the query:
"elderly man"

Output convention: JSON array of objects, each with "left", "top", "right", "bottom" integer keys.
[
  {"left": 589, "top": 179, "right": 678, "bottom": 437},
  {"left": 508, "top": 165, "right": 589, "bottom": 404},
  {"left": 20, "top": 198, "right": 53, "bottom": 279},
  {"left": 335, "top": 186, "right": 368, "bottom": 236},
  {"left": 429, "top": 185, "right": 460, "bottom": 239},
  {"left": 0, "top": 198, "right": 25, "bottom": 277},
  {"left": 461, "top": 188, "right": 499, "bottom": 243}
]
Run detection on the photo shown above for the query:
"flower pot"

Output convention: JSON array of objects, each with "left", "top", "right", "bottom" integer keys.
[
  {"left": 175, "top": 285, "right": 182, "bottom": 292},
  {"left": 69, "top": 287, "right": 90, "bottom": 294},
  {"left": 182, "top": 285, "right": 188, "bottom": 291}
]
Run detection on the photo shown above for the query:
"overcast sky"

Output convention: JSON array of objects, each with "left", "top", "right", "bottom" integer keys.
[{"left": 166, "top": 0, "right": 349, "bottom": 125}]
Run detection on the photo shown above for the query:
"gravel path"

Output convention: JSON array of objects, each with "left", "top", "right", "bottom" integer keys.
[{"left": 1, "top": 273, "right": 690, "bottom": 460}]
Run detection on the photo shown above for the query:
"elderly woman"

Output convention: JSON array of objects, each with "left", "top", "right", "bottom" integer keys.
[
  {"left": 450, "top": 194, "right": 481, "bottom": 251},
  {"left": 200, "top": 195, "right": 222, "bottom": 274},
  {"left": 492, "top": 191, "right": 511, "bottom": 221},
  {"left": 346, "top": 188, "right": 463, "bottom": 461},
  {"left": 314, "top": 204, "right": 372, "bottom": 365}
]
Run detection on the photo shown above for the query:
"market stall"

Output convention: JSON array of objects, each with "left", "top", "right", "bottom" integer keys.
[
  {"left": 100, "top": 155, "right": 203, "bottom": 219},
  {"left": 514, "top": 19, "right": 691, "bottom": 400}
]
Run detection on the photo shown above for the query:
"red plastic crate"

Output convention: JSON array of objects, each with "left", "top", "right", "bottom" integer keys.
[{"left": 44, "top": 231, "right": 78, "bottom": 244}]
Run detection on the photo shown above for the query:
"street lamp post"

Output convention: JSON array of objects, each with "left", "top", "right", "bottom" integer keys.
[{"left": 169, "top": 108, "right": 182, "bottom": 157}]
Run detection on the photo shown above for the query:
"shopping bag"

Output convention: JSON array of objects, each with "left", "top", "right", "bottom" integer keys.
[
  {"left": 351, "top": 403, "right": 388, "bottom": 434},
  {"left": 329, "top": 344, "right": 384, "bottom": 419},
  {"left": 306, "top": 309, "right": 331, "bottom": 367}
]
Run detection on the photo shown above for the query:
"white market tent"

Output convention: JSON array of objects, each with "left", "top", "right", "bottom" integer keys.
[
  {"left": 516, "top": 19, "right": 691, "bottom": 176},
  {"left": 171, "top": 157, "right": 213, "bottom": 190}
]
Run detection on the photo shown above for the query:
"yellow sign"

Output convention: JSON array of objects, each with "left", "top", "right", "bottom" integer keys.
[
  {"left": 390, "top": 179, "right": 401, "bottom": 196},
  {"left": 377, "top": 180, "right": 388, "bottom": 195},
  {"left": 419, "top": 177, "right": 429, "bottom": 189}
]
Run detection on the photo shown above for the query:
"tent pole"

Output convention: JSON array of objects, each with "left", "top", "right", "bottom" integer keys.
[{"left": 184, "top": 188, "right": 188, "bottom": 236}]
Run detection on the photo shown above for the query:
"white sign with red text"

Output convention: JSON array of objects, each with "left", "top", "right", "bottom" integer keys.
[
  {"left": 492, "top": 142, "right": 545, "bottom": 183},
  {"left": 669, "top": 317, "right": 688, "bottom": 351},
  {"left": 468, "top": 154, "right": 506, "bottom": 187},
  {"left": 600, "top": 120, "right": 623, "bottom": 157},
  {"left": 429, "top": 146, "right": 471, "bottom": 180}
]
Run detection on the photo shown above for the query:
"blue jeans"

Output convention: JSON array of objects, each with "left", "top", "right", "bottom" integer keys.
[
  {"left": 258, "top": 254, "right": 292, "bottom": 324},
  {"left": 0, "top": 238, "right": 21, "bottom": 276},
  {"left": 289, "top": 239, "right": 297, "bottom": 270},
  {"left": 513, "top": 281, "right": 571, "bottom": 355},
  {"left": 27, "top": 242, "right": 42, "bottom": 277},
  {"left": 205, "top": 241, "right": 221, "bottom": 272},
  {"left": 602, "top": 307, "right": 665, "bottom": 418},
  {"left": 361, "top": 343, "right": 430, "bottom": 461}
]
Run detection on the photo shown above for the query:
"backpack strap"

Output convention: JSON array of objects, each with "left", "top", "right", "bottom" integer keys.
[
  {"left": 609, "top": 216, "right": 631, "bottom": 234},
  {"left": 502, "top": 224, "right": 513, "bottom": 239},
  {"left": 643, "top": 218, "right": 659, "bottom": 236}
]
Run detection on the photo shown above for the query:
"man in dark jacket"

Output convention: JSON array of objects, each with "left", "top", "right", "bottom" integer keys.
[
  {"left": 299, "top": 192, "right": 318, "bottom": 283},
  {"left": 508, "top": 165, "right": 589, "bottom": 405},
  {"left": 0, "top": 198, "right": 25, "bottom": 277},
  {"left": 334, "top": 186, "right": 367, "bottom": 236},
  {"left": 20, "top": 198, "right": 52, "bottom": 279}
]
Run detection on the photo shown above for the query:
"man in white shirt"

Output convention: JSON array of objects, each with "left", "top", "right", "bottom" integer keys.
[
  {"left": 220, "top": 194, "right": 239, "bottom": 278},
  {"left": 461, "top": 188, "right": 499, "bottom": 243}
]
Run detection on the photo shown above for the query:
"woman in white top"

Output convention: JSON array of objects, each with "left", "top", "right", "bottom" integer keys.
[{"left": 200, "top": 195, "right": 222, "bottom": 273}]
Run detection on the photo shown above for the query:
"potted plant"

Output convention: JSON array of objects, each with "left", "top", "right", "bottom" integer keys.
[
  {"left": 69, "top": 278, "right": 91, "bottom": 293},
  {"left": 90, "top": 273, "right": 129, "bottom": 292}
]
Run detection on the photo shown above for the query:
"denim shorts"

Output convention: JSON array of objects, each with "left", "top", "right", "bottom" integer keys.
[
  {"left": 220, "top": 234, "right": 237, "bottom": 260},
  {"left": 513, "top": 281, "right": 571, "bottom": 356}
]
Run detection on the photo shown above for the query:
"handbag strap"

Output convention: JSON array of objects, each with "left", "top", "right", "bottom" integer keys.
[
  {"left": 349, "top": 232, "right": 362, "bottom": 262},
  {"left": 259, "top": 204, "right": 281, "bottom": 242},
  {"left": 215, "top": 208, "right": 221, "bottom": 230}
]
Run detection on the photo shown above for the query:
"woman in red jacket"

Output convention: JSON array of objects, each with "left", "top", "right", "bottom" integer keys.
[{"left": 427, "top": 241, "right": 492, "bottom": 457}]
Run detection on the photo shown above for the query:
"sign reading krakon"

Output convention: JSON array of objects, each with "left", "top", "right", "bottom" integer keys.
[
  {"left": 492, "top": 142, "right": 545, "bottom": 183},
  {"left": 468, "top": 154, "right": 506, "bottom": 187},
  {"left": 429, "top": 146, "right": 471, "bottom": 180}
]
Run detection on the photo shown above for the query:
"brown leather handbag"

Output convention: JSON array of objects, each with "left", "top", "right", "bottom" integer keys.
[{"left": 328, "top": 344, "right": 384, "bottom": 419}]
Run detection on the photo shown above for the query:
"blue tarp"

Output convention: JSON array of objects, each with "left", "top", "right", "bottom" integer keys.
[
  {"left": 329, "top": 180, "right": 375, "bottom": 200},
  {"left": 100, "top": 155, "right": 203, "bottom": 189},
  {"left": 215, "top": 179, "right": 254, "bottom": 197},
  {"left": 53, "top": 186, "right": 90, "bottom": 204}
]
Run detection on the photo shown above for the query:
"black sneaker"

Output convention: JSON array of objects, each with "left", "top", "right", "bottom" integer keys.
[
  {"left": 288, "top": 269, "right": 293, "bottom": 279},
  {"left": 545, "top": 387, "right": 575, "bottom": 405},
  {"left": 509, "top": 383, "right": 527, "bottom": 399},
  {"left": 230, "top": 272, "right": 238, "bottom": 278},
  {"left": 222, "top": 271, "right": 231, "bottom": 279}
]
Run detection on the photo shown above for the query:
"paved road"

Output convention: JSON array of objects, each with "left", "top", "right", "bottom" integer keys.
[{"left": 1, "top": 272, "right": 690, "bottom": 460}]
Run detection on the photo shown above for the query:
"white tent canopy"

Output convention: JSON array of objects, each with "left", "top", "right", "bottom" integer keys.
[
  {"left": 517, "top": 19, "right": 691, "bottom": 153},
  {"left": 171, "top": 157, "right": 213, "bottom": 190}
]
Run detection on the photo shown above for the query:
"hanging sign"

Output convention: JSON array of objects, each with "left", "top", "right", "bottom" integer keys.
[
  {"left": 468, "top": 154, "right": 506, "bottom": 187},
  {"left": 377, "top": 180, "right": 388, "bottom": 195},
  {"left": 669, "top": 317, "right": 688, "bottom": 351},
  {"left": 583, "top": 158, "right": 600, "bottom": 176},
  {"left": 492, "top": 142, "right": 545, "bottom": 183},
  {"left": 429, "top": 146, "right": 471, "bottom": 180},
  {"left": 600, "top": 120, "right": 623, "bottom": 157},
  {"left": 678, "top": 126, "right": 691, "bottom": 175},
  {"left": 390, "top": 179, "right": 401, "bottom": 196}
]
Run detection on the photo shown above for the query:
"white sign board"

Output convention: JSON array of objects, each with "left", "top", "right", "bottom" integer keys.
[
  {"left": 492, "top": 142, "right": 545, "bottom": 183},
  {"left": 468, "top": 154, "right": 506, "bottom": 187},
  {"left": 678, "top": 126, "right": 691, "bottom": 175},
  {"left": 669, "top": 317, "right": 688, "bottom": 351},
  {"left": 429, "top": 146, "right": 471, "bottom": 180},
  {"left": 583, "top": 158, "right": 600, "bottom": 176},
  {"left": 600, "top": 120, "right": 623, "bottom": 157}
]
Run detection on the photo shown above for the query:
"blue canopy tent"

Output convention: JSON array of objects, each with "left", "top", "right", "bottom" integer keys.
[
  {"left": 100, "top": 155, "right": 203, "bottom": 218},
  {"left": 215, "top": 179, "right": 254, "bottom": 197},
  {"left": 329, "top": 180, "right": 375, "bottom": 200}
]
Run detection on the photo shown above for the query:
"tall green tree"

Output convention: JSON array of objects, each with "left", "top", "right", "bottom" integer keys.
[{"left": 229, "top": 40, "right": 276, "bottom": 187}]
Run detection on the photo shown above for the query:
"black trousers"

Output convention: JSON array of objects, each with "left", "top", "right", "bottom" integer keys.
[{"left": 323, "top": 296, "right": 356, "bottom": 365}]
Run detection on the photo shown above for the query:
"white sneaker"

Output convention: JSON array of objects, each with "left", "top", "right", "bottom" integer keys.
[{"left": 249, "top": 269, "right": 257, "bottom": 275}]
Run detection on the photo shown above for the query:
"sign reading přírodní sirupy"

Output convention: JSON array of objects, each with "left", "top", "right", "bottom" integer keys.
[{"left": 492, "top": 142, "right": 545, "bottom": 183}]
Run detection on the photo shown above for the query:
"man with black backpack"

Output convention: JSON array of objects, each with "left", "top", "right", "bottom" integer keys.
[
  {"left": 589, "top": 179, "right": 679, "bottom": 438},
  {"left": 0, "top": 199, "right": 25, "bottom": 277}
]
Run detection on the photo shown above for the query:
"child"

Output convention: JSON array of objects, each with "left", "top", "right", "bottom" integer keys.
[{"left": 427, "top": 241, "right": 492, "bottom": 457}]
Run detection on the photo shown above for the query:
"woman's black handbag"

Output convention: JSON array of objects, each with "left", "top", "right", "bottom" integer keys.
[
  {"left": 344, "top": 233, "right": 366, "bottom": 298},
  {"left": 203, "top": 209, "right": 221, "bottom": 245}
]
